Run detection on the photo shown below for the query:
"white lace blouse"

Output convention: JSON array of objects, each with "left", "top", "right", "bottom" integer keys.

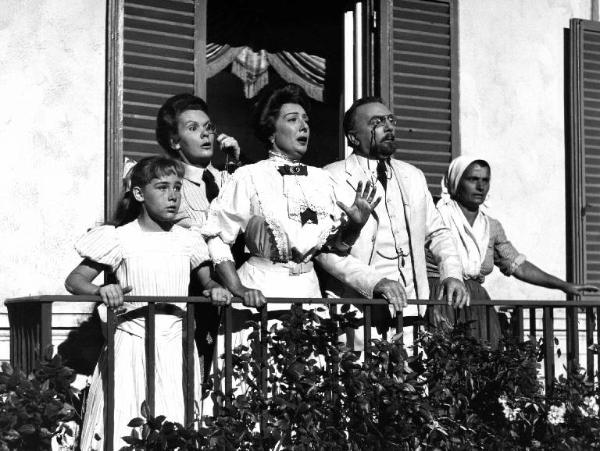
[{"left": 202, "top": 153, "right": 345, "bottom": 265}]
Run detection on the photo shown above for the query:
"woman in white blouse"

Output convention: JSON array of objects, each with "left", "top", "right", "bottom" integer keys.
[{"left": 202, "top": 83, "right": 383, "bottom": 313}]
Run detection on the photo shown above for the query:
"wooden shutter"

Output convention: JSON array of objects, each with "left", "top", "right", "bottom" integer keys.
[
  {"left": 567, "top": 18, "right": 600, "bottom": 373},
  {"left": 568, "top": 18, "right": 600, "bottom": 289},
  {"left": 105, "top": 0, "right": 206, "bottom": 219},
  {"left": 123, "top": 0, "right": 202, "bottom": 160},
  {"left": 377, "top": 0, "right": 458, "bottom": 197}
]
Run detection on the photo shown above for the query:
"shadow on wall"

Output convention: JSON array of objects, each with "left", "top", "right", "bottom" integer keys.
[{"left": 57, "top": 307, "right": 103, "bottom": 376}]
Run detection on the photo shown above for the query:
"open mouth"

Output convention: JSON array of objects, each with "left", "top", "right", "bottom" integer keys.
[{"left": 297, "top": 136, "right": 308, "bottom": 145}]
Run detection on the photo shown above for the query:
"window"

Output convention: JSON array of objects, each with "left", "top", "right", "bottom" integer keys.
[
  {"left": 377, "top": 0, "right": 459, "bottom": 198},
  {"left": 105, "top": 0, "right": 206, "bottom": 219}
]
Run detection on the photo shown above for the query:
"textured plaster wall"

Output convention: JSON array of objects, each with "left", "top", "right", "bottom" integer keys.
[
  {"left": 0, "top": 0, "right": 106, "bottom": 304},
  {"left": 459, "top": 0, "right": 591, "bottom": 300}
]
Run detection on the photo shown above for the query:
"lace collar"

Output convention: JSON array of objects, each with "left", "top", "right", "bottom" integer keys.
[{"left": 267, "top": 150, "right": 302, "bottom": 165}]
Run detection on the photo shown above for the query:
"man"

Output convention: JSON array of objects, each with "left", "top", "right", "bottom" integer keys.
[{"left": 316, "top": 97, "right": 468, "bottom": 343}]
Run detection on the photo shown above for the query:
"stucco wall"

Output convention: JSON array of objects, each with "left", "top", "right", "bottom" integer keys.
[
  {"left": 0, "top": 0, "right": 106, "bottom": 305},
  {"left": 459, "top": 0, "right": 592, "bottom": 300}
]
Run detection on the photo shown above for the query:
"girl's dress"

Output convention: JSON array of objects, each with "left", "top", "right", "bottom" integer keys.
[{"left": 75, "top": 219, "right": 208, "bottom": 450}]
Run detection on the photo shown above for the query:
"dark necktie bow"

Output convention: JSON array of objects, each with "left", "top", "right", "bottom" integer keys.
[
  {"left": 277, "top": 164, "right": 308, "bottom": 176},
  {"left": 202, "top": 169, "right": 220, "bottom": 202},
  {"left": 376, "top": 159, "right": 389, "bottom": 191}
]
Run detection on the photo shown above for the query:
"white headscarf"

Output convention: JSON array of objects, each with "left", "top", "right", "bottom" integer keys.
[{"left": 437, "top": 156, "right": 491, "bottom": 280}]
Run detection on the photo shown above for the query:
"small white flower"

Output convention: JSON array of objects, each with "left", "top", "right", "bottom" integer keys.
[
  {"left": 498, "top": 396, "right": 520, "bottom": 422},
  {"left": 548, "top": 403, "right": 566, "bottom": 426},
  {"left": 584, "top": 396, "right": 599, "bottom": 415}
]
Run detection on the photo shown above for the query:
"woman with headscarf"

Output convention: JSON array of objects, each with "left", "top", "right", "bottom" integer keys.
[{"left": 426, "top": 156, "right": 597, "bottom": 345}]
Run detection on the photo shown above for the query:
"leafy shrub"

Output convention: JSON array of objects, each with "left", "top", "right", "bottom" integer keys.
[
  {"left": 0, "top": 350, "right": 82, "bottom": 450},
  {"left": 122, "top": 307, "right": 600, "bottom": 450}
]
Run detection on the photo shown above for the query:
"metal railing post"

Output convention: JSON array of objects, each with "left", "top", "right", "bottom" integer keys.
[
  {"left": 145, "top": 303, "right": 155, "bottom": 418},
  {"left": 184, "top": 303, "right": 195, "bottom": 425},
  {"left": 105, "top": 308, "right": 116, "bottom": 451},
  {"left": 543, "top": 307, "right": 555, "bottom": 393}
]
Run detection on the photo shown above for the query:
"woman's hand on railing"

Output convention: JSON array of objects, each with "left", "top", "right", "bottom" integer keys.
[
  {"left": 373, "top": 278, "right": 407, "bottom": 314},
  {"left": 233, "top": 286, "right": 266, "bottom": 308},
  {"left": 562, "top": 283, "right": 599, "bottom": 297},
  {"left": 437, "top": 277, "right": 470, "bottom": 308},
  {"left": 203, "top": 288, "right": 233, "bottom": 306},
  {"left": 97, "top": 284, "right": 132, "bottom": 314}
]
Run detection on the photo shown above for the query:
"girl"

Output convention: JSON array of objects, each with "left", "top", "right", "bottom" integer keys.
[{"left": 65, "top": 156, "right": 231, "bottom": 450}]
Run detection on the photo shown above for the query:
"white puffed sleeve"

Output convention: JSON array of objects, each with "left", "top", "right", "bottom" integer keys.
[
  {"left": 202, "top": 168, "right": 254, "bottom": 264},
  {"left": 74, "top": 225, "right": 123, "bottom": 272},
  {"left": 188, "top": 226, "right": 210, "bottom": 269}
]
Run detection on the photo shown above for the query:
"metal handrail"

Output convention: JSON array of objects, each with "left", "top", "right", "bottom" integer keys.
[{"left": 5, "top": 295, "right": 600, "bottom": 451}]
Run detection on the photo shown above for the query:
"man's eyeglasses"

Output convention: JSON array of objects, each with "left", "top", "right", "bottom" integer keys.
[{"left": 368, "top": 115, "right": 397, "bottom": 129}]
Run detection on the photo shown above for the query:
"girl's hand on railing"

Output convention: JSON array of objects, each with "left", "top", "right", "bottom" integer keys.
[
  {"left": 203, "top": 288, "right": 232, "bottom": 306},
  {"left": 97, "top": 284, "right": 132, "bottom": 314}
]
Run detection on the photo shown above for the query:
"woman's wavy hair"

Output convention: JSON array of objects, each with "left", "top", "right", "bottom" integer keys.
[
  {"left": 252, "top": 83, "right": 311, "bottom": 146},
  {"left": 112, "top": 156, "right": 184, "bottom": 226},
  {"left": 155, "top": 93, "right": 209, "bottom": 158}
]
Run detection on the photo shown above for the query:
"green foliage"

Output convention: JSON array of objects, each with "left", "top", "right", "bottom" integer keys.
[
  {"left": 0, "top": 349, "right": 81, "bottom": 450},
  {"left": 123, "top": 308, "right": 600, "bottom": 450}
]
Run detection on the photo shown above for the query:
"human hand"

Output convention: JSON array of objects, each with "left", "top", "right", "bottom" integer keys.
[
  {"left": 337, "top": 180, "right": 381, "bottom": 229},
  {"left": 437, "top": 277, "right": 469, "bottom": 308},
  {"left": 97, "top": 284, "right": 132, "bottom": 313},
  {"left": 217, "top": 134, "right": 241, "bottom": 160},
  {"left": 373, "top": 278, "right": 407, "bottom": 314},
  {"left": 563, "top": 283, "right": 599, "bottom": 297},
  {"left": 237, "top": 287, "right": 266, "bottom": 308},
  {"left": 203, "top": 287, "right": 232, "bottom": 306}
]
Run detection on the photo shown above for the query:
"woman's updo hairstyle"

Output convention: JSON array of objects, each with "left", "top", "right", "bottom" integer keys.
[{"left": 253, "top": 83, "right": 311, "bottom": 146}]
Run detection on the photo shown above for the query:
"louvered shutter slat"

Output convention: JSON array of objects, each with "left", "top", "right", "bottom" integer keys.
[
  {"left": 390, "top": 0, "right": 455, "bottom": 196},
  {"left": 122, "top": 0, "right": 196, "bottom": 159},
  {"left": 583, "top": 28, "right": 600, "bottom": 285}
]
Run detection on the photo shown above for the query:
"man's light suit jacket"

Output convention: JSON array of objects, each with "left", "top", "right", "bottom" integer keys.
[{"left": 316, "top": 153, "right": 463, "bottom": 314}]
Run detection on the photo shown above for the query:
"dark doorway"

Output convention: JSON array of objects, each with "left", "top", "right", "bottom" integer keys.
[{"left": 206, "top": 1, "right": 345, "bottom": 168}]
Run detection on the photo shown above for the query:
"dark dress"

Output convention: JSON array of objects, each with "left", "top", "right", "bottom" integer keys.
[{"left": 425, "top": 216, "right": 525, "bottom": 348}]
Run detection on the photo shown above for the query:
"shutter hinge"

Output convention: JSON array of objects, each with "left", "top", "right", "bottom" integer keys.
[{"left": 372, "top": 9, "right": 377, "bottom": 30}]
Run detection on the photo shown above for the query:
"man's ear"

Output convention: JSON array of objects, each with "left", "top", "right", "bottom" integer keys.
[
  {"left": 347, "top": 132, "right": 359, "bottom": 147},
  {"left": 132, "top": 186, "right": 144, "bottom": 202}
]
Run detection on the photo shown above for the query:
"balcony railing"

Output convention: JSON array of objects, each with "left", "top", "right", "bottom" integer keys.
[{"left": 5, "top": 295, "right": 600, "bottom": 451}]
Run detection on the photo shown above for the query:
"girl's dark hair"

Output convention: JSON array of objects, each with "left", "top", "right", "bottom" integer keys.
[
  {"left": 253, "top": 83, "right": 311, "bottom": 145},
  {"left": 112, "top": 156, "right": 185, "bottom": 226},
  {"left": 156, "top": 93, "right": 209, "bottom": 158}
]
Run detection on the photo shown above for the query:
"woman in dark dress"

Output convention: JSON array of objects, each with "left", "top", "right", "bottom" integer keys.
[{"left": 427, "top": 156, "right": 597, "bottom": 345}]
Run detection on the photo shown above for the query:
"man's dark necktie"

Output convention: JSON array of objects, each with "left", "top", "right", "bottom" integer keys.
[
  {"left": 202, "top": 169, "right": 220, "bottom": 202},
  {"left": 377, "top": 159, "right": 388, "bottom": 191}
]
